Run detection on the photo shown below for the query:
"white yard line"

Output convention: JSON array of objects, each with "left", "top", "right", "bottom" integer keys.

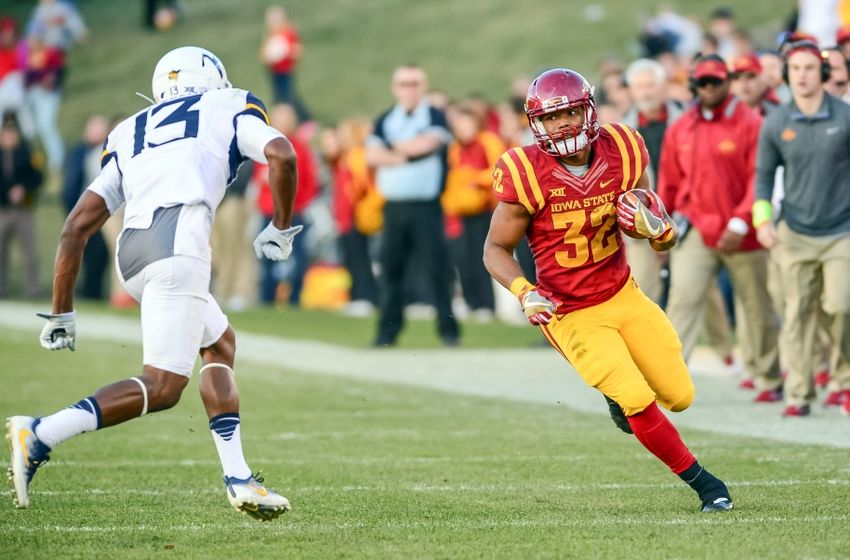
[
  {"left": 26, "top": 478, "right": 848, "bottom": 497},
  {"left": 9, "top": 513, "right": 850, "bottom": 533},
  {"left": 2, "top": 301, "right": 849, "bottom": 448}
]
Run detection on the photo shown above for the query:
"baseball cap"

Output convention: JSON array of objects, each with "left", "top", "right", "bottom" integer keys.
[
  {"left": 692, "top": 58, "right": 730, "bottom": 80},
  {"left": 731, "top": 54, "right": 762, "bottom": 76},
  {"left": 837, "top": 25, "right": 850, "bottom": 45}
]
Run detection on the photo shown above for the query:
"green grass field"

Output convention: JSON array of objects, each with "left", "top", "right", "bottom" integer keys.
[{"left": 2, "top": 327, "right": 849, "bottom": 559}]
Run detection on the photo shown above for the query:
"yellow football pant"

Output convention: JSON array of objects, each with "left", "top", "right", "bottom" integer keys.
[{"left": 541, "top": 277, "right": 695, "bottom": 416}]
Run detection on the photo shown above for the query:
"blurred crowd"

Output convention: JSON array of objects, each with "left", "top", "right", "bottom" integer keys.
[{"left": 0, "top": 2, "right": 849, "bottom": 414}]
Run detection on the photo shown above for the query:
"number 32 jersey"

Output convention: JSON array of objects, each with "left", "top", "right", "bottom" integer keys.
[
  {"left": 89, "top": 88, "right": 282, "bottom": 244},
  {"left": 493, "top": 123, "right": 650, "bottom": 313}
]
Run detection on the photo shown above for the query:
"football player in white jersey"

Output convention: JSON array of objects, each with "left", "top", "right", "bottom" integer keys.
[{"left": 6, "top": 46, "right": 300, "bottom": 521}]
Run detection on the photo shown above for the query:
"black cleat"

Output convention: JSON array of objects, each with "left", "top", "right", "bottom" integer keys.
[
  {"left": 604, "top": 396, "right": 633, "bottom": 434},
  {"left": 701, "top": 496, "right": 734, "bottom": 512},
  {"left": 681, "top": 463, "right": 734, "bottom": 513}
]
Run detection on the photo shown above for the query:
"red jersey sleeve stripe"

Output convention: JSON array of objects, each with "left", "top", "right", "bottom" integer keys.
[
  {"left": 513, "top": 149, "right": 545, "bottom": 211},
  {"left": 499, "top": 152, "right": 536, "bottom": 215},
  {"left": 601, "top": 124, "right": 631, "bottom": 191}
]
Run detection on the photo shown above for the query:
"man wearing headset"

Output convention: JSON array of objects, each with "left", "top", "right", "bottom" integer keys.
[
  {"left": 753, "top": 38, "right": 850, "bottom": 417},
  {"left": 657, "top": 54, "right": 782, "bottom": 405}
]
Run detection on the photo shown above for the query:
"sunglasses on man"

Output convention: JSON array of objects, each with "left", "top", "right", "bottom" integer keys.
[{"left": 695, "top": 77, "right": 725, "bottom": 88}]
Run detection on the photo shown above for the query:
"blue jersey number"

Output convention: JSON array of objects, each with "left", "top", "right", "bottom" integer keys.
[{"left": 132, "top": 95, "right": 201, "bottom": 157}]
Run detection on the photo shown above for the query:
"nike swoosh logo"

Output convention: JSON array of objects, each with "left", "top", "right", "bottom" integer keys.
[
  {"left": 600, "top": 179, "right": 614, "bottom": 188},
  {"left": 637, "top": 205, "right": 666, "bottom": 237},
  {"left": 250, "top": 484, "right": 269, "bottom": 497},
  {"left": 826, "top": 127, "right": 840, "bottom": 135},
  {"left": 19, "top": 428, "right": 32, "bottom": 466}
]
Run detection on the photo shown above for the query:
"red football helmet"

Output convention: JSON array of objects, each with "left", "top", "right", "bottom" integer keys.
[{"left": 525, "top": 69, "right": 600, "bottom": 157}]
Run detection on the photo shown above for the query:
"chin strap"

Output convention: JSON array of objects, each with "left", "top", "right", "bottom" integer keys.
[{"left": 134, "top": 91, "right": 155, "bottom": 104}]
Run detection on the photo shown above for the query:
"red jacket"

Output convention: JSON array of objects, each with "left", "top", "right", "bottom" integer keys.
[
  {"left": 254, "top": 135, "right": 317, "bottom": 217},
  {"left": 657, "top": 96, "right": 762, "bottom": 251}
]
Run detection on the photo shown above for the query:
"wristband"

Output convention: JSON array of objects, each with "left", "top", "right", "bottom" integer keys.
[
  {"left": 509, "top": 277, "right": 533, "bottom": 297},
  {"left": 752, "top": 200, "right": 773, "bottom": 228}
]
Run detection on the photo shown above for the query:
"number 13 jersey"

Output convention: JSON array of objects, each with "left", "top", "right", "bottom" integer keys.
[
  {"left": 88, "top": 88, "right": 282, "bottom": 266},
  {"left": 493, "top": 123, "right": 650, "bottom": 313}
]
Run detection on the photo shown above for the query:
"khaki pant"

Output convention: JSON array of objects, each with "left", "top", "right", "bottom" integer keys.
[
  {"left": 704, "top": 283, "right": 734, "bottom": 361},
  {"left": 666, "top": 229, "right": 781, "bottom": 389},
  {"left": 773, "top": 223, "right": 850, "bottom": 405},
  {"left": 0, "top": 207, "right": 39, "bottom": 297},
  {"left": 767, "top": 254, "right": 831, "bottom": 376},
  {"left": 210, "top": 195, "right": 257, "bottom": 308}
]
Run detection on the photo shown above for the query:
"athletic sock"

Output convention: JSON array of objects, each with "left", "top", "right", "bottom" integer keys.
[
  {"left": 34, "top": 397, "right": 102, "bottom": 449},
  {"left": 678, "top": 461, "right": 730, "bottom": 503},
  {"left": 626, "top": 401, "right": 695, "bottom": 475},
  {"left": 209, "top": 413, "right": 252, "bottom": 480}
]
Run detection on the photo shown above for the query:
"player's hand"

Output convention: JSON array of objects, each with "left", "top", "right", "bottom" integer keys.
[
  {"left": 616, "top": 190, "right": 672, "bottom": 240},
  {"left": 517, "top": 285, "right": 558, "bottom": 325},
  {"left": 37, "top": 311, "right": 76, "bottom": 351},
  {"left": 253, "top": 223, "right": 303, "bottom": 261},
  {"left": 756, "top": 222, "right": 778, "bottom": 249}
]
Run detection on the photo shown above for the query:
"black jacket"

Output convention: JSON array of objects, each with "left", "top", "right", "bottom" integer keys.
[{"left": 0, "top": 140, "right": 42, "bottom": 208}]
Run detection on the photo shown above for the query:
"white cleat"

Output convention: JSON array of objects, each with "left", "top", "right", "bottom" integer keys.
[
  {"left": 224, "top": 473, "right": 290, "bottom": 521},
  {"left": 6, "top": 416, "right": 52, "bottom": 509}
]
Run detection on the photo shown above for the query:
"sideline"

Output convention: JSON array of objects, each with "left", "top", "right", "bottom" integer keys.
[{"left": 2, "top": 301, "right": 848, "bottom": 449}]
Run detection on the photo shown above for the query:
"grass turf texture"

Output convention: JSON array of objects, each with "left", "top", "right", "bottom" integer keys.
[{"left": 2, "top": 330, "right": 849, "bottom": 559}]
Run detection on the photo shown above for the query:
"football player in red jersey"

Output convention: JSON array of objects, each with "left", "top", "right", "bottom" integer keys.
[{"left": 483, "top": 69, "right": 733, "bottom": 512}]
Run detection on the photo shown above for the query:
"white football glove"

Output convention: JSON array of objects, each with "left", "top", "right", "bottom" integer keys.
[
  {"left": 517, "top": 286, "right": 558, "bottom": 326},
  {"left": 37, "top": 311, "right": 76, "bottom": 351},
  {"left": 253, "top": 223, "right": 303, "bottom": 261}
]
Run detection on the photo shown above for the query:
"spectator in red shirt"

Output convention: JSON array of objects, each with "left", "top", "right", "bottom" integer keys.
[
  {"left": 254, "top": 104, "right": 317, "bottom": 305},
  {"left": 658, "top": 55, "right": 782, "bottom": 402},
  {"left": 0, "top": 18, "right": 32, "bottom": 139},
  {"left": 260, "top": 6, "right": 310, "bottom": 122}
]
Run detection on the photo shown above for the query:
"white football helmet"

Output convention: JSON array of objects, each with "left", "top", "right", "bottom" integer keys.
[{"left": 151, "top": 46, "right": 231, "bottom": 103}]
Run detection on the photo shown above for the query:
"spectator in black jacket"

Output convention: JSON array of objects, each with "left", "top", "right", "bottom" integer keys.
[
  {"left": 62, "top": 114, "right": 109, "bottom": 300},
  {"left": 0, "top": 112, "right": 42, "bottom": 298}
]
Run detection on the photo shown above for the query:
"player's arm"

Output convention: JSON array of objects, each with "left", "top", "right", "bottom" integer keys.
[
  {"left": 264, "top": 137, "right": 298, "bottom": 230},
  {"left": 483, "top": 201, "right": 531, "bottom": 290},
  {"left": 37, "top": 190, "right": 111, "bottom": 351},
  {"left": 51, "top": 191, "right": 111, "bottom": 314},
  {"left": 236, "top": 100, "right": 303, "bottom": 261},
  {"left": 38, "top": 150, "right": 124, "bottom": 351},
  {"left": 483, "top": 202, "right": 557, "bottom": 325},
  {"left": 252, "top": 136, "right": 302, "bottom": 260}
]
